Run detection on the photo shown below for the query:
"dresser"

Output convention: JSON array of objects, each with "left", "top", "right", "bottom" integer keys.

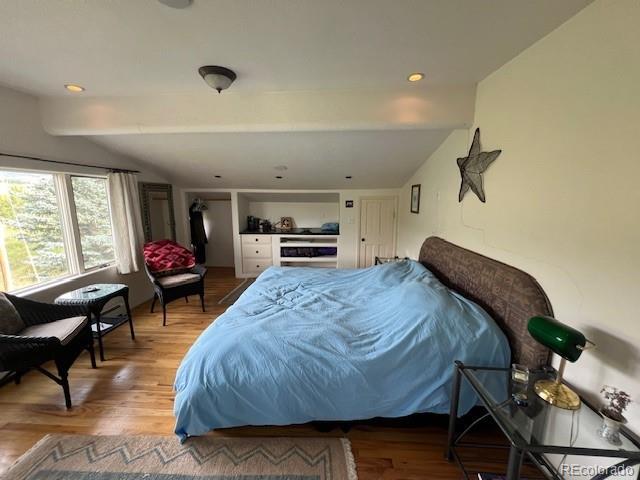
[{"left": 241, "top": 234, "right": 273, "bottom": 275}]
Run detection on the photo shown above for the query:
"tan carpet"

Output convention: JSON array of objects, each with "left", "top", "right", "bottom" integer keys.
[{"left": 5, "top": 435, "right": 357, "bottom": 480}]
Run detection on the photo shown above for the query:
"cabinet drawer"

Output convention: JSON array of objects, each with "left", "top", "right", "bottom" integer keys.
[
  {"left": 243, "top": 259, "right": 273, "bottom": 273},
  {"left": 241, "top": 235, "right": 272, "bottom": 245},
  {"left": 242, "top": 244, "right": 272, "bottom": 259}
]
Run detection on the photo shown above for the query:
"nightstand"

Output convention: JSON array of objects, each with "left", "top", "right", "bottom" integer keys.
[{"left": 446, "top": 362, "right": 640, "bottom": 480}]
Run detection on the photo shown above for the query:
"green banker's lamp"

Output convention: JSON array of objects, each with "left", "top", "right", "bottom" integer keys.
[{"left": 527, "top": 316, "right": 595, "bottom": 410}]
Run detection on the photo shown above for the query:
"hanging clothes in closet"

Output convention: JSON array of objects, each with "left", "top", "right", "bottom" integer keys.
[{"left": 189, "top": 198, "right": 208, "bottom": 264}]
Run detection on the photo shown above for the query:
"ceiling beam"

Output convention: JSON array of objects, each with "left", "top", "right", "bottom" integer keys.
[{"left": 40, "top": 85, "right": 475, "bottom": 136}]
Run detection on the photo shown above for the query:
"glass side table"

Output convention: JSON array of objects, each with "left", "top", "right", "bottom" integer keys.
[
  {"left": 55, "top": 283, "right": 134, "bottom": 362},
  {"left": 446, "top": 362, "right": 640, "bottom": 480}
]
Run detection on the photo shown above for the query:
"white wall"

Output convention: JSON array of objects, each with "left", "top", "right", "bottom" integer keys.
[
  {"left": 248, "top": 202, "right": 338, "bottom": 228},
  {"left": 398, "top": 0, "right": 640, "bottom": 430},
  {"left": 397, "top": 130, "right": 469, "bottom": 258},
  {"left": 203, "top": 200, "right": 234, "bottom": 267},
  {"left": 0, "top": 85, "right": 167, "bottom": 307}
]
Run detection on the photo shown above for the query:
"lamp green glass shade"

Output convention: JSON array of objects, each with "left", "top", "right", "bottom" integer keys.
[{"left": 527, "top": 316, "right": 586, "bottom": 362}]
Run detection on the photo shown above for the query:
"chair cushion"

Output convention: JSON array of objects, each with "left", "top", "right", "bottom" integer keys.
[
  {"left": 20, "top": 316, "right": 88, "bottom": 346},
  {"left": 144, "top": 240, "right": 196, "bottom": 276},
  {"left": 157, "top": 273, "right": 201, "bottom": 289},
  {"left": 0, "top": 293, "right": 25, "bottom": 335}
]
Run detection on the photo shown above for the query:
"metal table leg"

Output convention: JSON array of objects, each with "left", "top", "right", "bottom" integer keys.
[
  {"left": 506, "top": 445, "right": 524, "bottom": 480},
  {"left": 94, "top": 309, "right": 105, "bottom": 362},
  {"left": 123, "top": 293, "right": 135, "bottom": 340},
  {"left": 446, "top": 361, "right": 463, "bottom": 461}
]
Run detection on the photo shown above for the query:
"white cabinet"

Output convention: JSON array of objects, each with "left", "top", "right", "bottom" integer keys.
[
  {"left": 241, "top": 235, "right": 273, "bottom": 276},
  {"left": 278, "top": 235, "right": 339, "bottom": 268},
  {"left": 241, "top": 244, "right": 272, "bottom": 258},
  {"left": 240, "top": 233, "right": 341, "bottom": 275},
  {"left": 242, "top": 259, "right": 273, "bottom": 274},
  {"left": 242, "top": 235, "right": 272, "bottom": 245}
]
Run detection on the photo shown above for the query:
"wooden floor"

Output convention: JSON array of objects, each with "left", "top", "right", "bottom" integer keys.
[{"left": 0, "top": 267, "right": 526, "bottom": 479}]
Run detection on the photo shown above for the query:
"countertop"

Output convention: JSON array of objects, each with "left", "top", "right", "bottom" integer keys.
[{"left": 240, "top": 228, "right": 339, "bottom": 235}]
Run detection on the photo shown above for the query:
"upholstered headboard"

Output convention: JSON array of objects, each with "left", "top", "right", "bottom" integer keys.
[{"left": 419, "top": 237, "right": 552, "bottom": 368}]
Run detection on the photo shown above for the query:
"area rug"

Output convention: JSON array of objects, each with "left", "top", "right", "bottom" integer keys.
[
  {"left": 217, "top": 278, "right": 255, "bottom": 305},
  {"left": 5, "top": 435, "right": 357, "bottom": 480}
]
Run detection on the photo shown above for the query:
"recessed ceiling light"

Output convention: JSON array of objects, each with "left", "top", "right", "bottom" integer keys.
[
  {"left": 275, "top": 176, "right": 283, "bottom": 179},
  {"left": 64, "top": 83, "right": 85, "bottom": 93},
  {"left": 345, "top": 176, "right": 352, "bottom": 179},
  {"left": 407, "top": 73, "right": 424, "bottom": 82},
  {"left": 214, "top": 175, "right": 222, "bottom": 178},
  {"left": 158, "top": 0, "right": 192, "bottom": 8}
]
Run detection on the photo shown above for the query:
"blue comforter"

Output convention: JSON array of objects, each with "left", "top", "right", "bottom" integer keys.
[{"left": 174, "top": 260, "right": 510, "bottom": 440}]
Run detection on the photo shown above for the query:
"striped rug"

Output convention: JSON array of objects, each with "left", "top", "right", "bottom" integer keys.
[{"left": 6, "top": 435, "right": 357, "bottom": 480}]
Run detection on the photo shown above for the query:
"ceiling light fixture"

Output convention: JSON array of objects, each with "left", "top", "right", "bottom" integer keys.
[
  {"left": 345, "top": 176, "right": 352, "bottom": 179},
  {"left": 407, "top": 72, "right": 424, "bottom": 82},
  {"left": 214, "top": 175, "right": 222, "bottom": 178},
  {"left": 158, "top": 0, "right": 192, "bottom": 8},
  {"left": 64, "top": 83, "right": 85, "bottom": 93},
  {"left": 198, "top": 66, "right": 237, "bottom": 93},
  {"left": 275, "top": 176, "right": 283, "bottom": 179}
]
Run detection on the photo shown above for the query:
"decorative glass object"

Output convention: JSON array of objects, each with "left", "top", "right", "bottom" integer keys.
[
  {"left": 598, "top": 410, "right": 626, "bottom": 446},
  {"left": 511, "top": 364, "right": 530, "bottom": 384}
]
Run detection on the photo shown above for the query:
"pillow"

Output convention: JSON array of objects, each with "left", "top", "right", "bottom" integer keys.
[
  {"left": 143, "top": 240, "right": 196, "bottom": 276},
  {"left": 0, "top": 293, "right": 25, "bottom": 335}
]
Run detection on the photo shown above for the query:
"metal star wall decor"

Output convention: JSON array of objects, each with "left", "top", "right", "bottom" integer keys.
[{"left": 457, "top": 128, "right": 501, "bottom": 203}]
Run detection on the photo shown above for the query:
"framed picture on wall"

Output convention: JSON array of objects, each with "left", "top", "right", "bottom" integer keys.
[{"left": 410, "top": 184, "right": 421, "bottom": 214}]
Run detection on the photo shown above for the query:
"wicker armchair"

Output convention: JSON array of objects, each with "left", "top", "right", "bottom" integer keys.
[
  {"left": 0, "top": 294, "right": 96, "bottom": 408},
  {"left": 145, "top": 263, "right": 207, "bottom": 326}
]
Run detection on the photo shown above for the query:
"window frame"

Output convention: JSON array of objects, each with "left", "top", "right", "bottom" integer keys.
[
  {"left": 1, "top": 168, "right": 116, "bottom": 294},
  {"left": 68, "top": 174, "right": 116, "bottom": 273}
]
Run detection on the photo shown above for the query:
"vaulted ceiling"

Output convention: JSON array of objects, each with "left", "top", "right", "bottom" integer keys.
[{"left": 0, "top": 0, "right": 591, "bottom": 188}]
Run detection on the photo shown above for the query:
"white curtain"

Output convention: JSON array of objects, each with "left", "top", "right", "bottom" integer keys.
[{"left": 107, "top": 172, "right": 145, "bottom": 274}]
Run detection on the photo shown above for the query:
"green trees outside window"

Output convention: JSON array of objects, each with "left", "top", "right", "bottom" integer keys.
[
  {"left": 0, "top": 170, "right": 115, "bottom": 292},
  {"left": 71, "top": 176, "right": 115, "bottom": 270}
]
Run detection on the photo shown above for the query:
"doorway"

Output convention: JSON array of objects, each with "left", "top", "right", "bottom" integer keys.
[
  {"left": 200, "top": 196, "right": 234, "bottom": 267},
  {"left": 358, "top": 196, "right": 398, "bottom": 267}
]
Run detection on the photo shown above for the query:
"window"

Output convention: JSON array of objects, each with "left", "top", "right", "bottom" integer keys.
[
  {"left": 71, "top": 176, "right": 115, "bottom": 270},
  {"left": 0, "top": 171, "right": 69, "bottom": 290},
  {"left": 0, "top": 169, "right": 116, "bottom": 292}
]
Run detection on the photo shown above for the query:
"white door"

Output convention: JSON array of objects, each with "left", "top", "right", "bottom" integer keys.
[{"left": 358, "top": 197, "right": 397, "bottom": 267}]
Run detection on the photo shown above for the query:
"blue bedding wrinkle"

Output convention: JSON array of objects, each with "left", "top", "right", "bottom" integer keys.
[{"left": 173, "top": 260, "right": 510, "bottom": 440}]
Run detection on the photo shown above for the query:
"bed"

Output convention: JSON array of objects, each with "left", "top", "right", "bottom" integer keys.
[{"left": 173, "top": 237, "right": 552, "bottom": 441}]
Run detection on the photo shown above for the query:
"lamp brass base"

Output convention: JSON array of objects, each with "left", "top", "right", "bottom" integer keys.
[{"left": 534, "top": 379, "right": 581, "bottom": 410}]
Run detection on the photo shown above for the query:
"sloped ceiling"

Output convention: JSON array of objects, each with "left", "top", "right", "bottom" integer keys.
[{"left": 0, "top": 0, "right": 592, "bottom": 187}]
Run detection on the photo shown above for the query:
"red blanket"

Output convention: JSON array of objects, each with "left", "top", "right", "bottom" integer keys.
[{"left": 143, "top": 240, "right": 196, "bottom": 275}]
